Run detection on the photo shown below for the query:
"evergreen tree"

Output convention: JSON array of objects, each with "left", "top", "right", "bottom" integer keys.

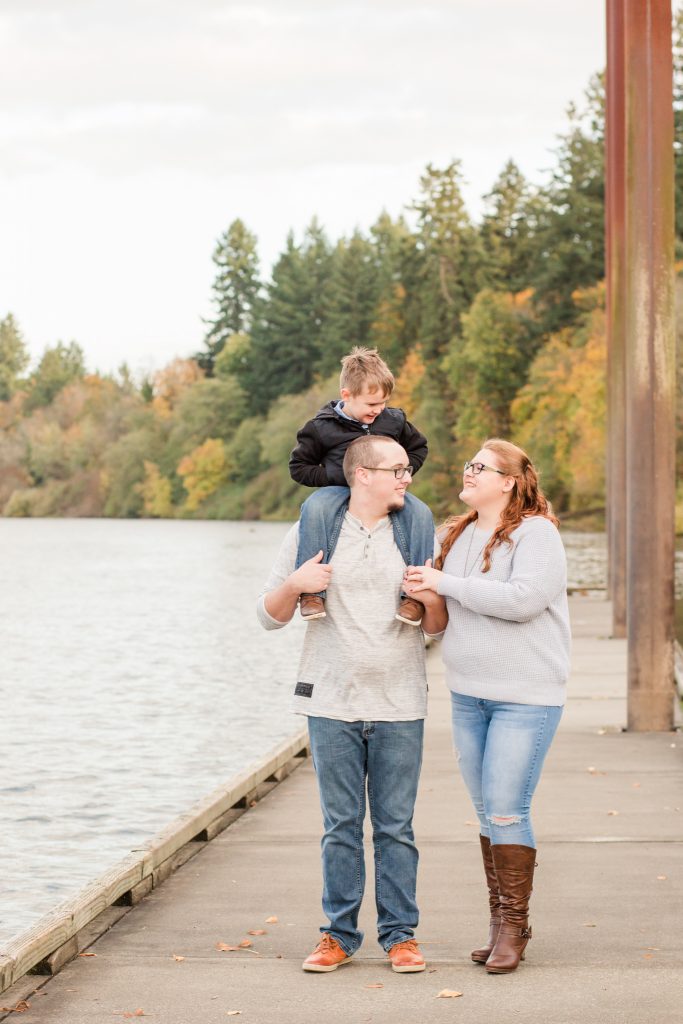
[
  {"left": 0, "top": 313, "right": 30, "bottom": 401},
  {"left": 411, "top": 161, "right": 483, "bottom": 364},
  {"left": 530, "top": 75, "right": 605, "bottom": 333},
  {"left": 318, "top": 230, "right": 379, "bottom": 375},
  {"left": 201, "top": 219, "right": 261, "bottom": 373},
  {"left": 480, "top": 160, "right": 537, "bottom": 293},
  {"left": 245, "top": 233, "right": 320, "bottom": 405},
  {"left": 368, "top": 212, "right": 419, "bottom": 370},
  {"left": 26, "top": 341, "right": 86, "bottom": 411}
]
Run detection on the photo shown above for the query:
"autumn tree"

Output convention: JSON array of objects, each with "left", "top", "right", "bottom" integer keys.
[
  {"left": 448, "top": 289, "right": 536, "bottom": 459},
  {"left": 178, "top": 438, "right": 229, "bottom": 511}
]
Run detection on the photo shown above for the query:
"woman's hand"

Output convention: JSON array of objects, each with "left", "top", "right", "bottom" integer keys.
[{"left": 404, "top": 558, "right": 443, "bottom": 595}]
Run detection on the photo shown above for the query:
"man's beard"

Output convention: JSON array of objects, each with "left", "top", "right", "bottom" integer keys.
[{"left": 387, "top": 496, "right": 406, "bottom": 513}]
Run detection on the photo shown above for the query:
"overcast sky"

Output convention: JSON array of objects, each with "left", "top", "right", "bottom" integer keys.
[{"left": 0, "top": 0, "right": 605, "bottom": 376}]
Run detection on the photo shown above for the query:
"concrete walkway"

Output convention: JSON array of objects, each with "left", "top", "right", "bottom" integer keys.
[{"left": 6, "top": 596, "right": 682, "bottom": 1023}]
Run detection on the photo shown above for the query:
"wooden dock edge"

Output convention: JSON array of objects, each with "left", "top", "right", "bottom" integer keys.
[{"left": 0, "top": 729, "right": 310, "bottom": 997}]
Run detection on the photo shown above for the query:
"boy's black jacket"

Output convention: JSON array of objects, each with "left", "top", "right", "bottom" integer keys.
[{"left": 289, "top": 401, "right": 429, "bottom": 488}]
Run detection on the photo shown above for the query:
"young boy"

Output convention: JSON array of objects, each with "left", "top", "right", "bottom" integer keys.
[{"left": 289, "top": 346, "right": 434, "bottom": 625}]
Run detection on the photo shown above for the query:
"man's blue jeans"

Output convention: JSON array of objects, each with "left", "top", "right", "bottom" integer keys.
[
  {"left": 307, "top": 716, "right": 424, "bottom": 955},
  {"left": 295, "top": 487, "right": 434, "bottom": 597},
  {"left": 450, "top": 692, "right": 563, "bottom": 848}
]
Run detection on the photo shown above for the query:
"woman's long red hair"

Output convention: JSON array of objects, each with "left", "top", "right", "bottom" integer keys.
[{"left": 435, "top": 438, "right": 559, "bottom": 573}]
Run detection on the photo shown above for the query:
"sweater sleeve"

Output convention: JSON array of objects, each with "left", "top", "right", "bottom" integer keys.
[
  {"left": 256, "top": 523, "right": 300, "bottom": 629},
  {"left": 436, "top": 522, "right": 566, "bottom": 622},
  {"left": 397, "top": 415, "right": 428, "bottom": 473},
  {"left": 289, "top": 419, "right": 330, "bottom": 488}
]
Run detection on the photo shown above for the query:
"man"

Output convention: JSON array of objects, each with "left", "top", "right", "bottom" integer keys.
[{"left": 257, "top": 434, "right": 447, "bottom": 974}]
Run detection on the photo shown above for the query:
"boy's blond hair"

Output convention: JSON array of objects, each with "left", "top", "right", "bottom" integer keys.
[{"left": 339, "top": 347, "right": 395, "bottom": 397}]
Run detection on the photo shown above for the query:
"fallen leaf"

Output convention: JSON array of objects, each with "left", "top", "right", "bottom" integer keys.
[
  {"left": 583, "top": 923, "right": 597, "bottom": 928},
  {"left": 436, "top": 990, "right": 463, "bottom": 999},
  {"left": 643, "top": 954, "right": 653, "bottom": 959},
  {"left": 607, "top": 809, "right": 619, "bottom": 816},
  {"left": 645, "top": 947, "right": 660, "bottom": 951},
  {"left": 216, "top": 943, "right": 241, "bottom": 951},
  {"left": 364, "top": 984, "right": 384, "bottom": 989},
  {"left": 121, "top": 1013, "right": 147, "bottom": 1020},
  {"left": 656, "top": 875, "right": 667, "bottom": 881},
  {"left": 632, "top": 782, "right": 641, "bottom": 788},
  {"left": 248, "top": 929, "right": 267, "bottom": 935},
  {"left": 78, "top": 952, "right": 97, "bottom": 957},
  {"left": 226, "top": 1013, "right": 242, "bottom": 1017},
  {"left": 238, "top": 939, "right": 252, "bottom": 948},
  {"left": 597, "top": 728, "right": 607, "bottom": 735},
  {"left": 0, "top": 1003, "right": 30, "bottom": 1014},
  {"left": 265, "top": 915, "right": 278, "bottom": 924},
  {"left": 173, "top": 955, "right": 185, "bottom": 962}
]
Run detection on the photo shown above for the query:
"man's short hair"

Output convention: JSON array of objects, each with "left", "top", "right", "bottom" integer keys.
[
  {"left": 339, "top": 347, "right": 395, "bottom": 397},
  {"left": 343, "top": 435, "right": 398, "bottom": 487}
]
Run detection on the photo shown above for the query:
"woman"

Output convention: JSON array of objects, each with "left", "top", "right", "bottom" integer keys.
[{"left": 405, "top": 438, "right": 570, "bottom": 975}]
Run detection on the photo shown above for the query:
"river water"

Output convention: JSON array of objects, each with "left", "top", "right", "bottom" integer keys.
[{"left": 0, "top": 522, "right": 611, "bottom": 945}]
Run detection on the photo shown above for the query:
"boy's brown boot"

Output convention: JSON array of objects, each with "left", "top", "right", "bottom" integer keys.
[
  {"left": 395, "top": 597, "right": 423, "bottom": 626},
  {"left": 300, "top": 595, "right": 326, "bottom": 619}
]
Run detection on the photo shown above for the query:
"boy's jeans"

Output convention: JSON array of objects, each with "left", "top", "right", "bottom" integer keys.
[
  {"left": 295, "top": 486, "right": 434, "bottom": 598},
  {"left": 307, "top": 715, "right": 424, "bottom": 955},
  {"left": 450, "top": 692, "right": 563, "bottom": 848}
]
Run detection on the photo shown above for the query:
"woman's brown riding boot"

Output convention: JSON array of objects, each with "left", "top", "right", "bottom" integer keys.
[
  {"left": 486, "top": 844, "right": 536, "bottom": 974},
  {"left": 471, "top": 835, "right": 501, "bottom": 963}
]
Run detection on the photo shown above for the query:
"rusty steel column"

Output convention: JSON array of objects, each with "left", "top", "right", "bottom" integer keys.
[
  {"left": 623, "top": 0, "right": 676, "bottom": 730},
  {"left": 605, "top": 0, "right": 627, "bottom": 638}
]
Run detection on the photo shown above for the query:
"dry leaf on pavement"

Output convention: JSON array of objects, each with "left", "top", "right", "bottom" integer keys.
[
  {"left": 656, "top": 875, "right": 667, "bottom": 880},
  {"left": 0, "top": 1002, "right": 30, "bottom": 1013},
  {"left": 248, "top": 929, "right": 267, "bottom": 935},
  {"left": 238, "top": 939, "right": 252, "bottom": 948},
  {"left": 226, "top": 1013, "right": 242, "bottom": 1017},
  {"left": 364, "top": 984, "right": 384, "bottom": 989},
  {"left": 436, "top": 990, "right": 463, "bottom": 999},
  {"left": 216, "top": 943, "right": 241, "bottom": 952},
  {"left": 173, "top": 955, "right": 185, "bottom": 962},
  {"left": 607, "top": 809, "right": 619, "bottom": 816},
  {"left": 78, "top": 952, "right": 97, "bottom": 957},
  {"left": 265, "top": 915, "right": 278, "bottom": 924}
]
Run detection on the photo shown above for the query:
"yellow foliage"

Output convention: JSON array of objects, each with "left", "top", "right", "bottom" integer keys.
[
  {"left": 178, "top": 438, "right": 228, "bottom": 511},
  {"left": 135, "top": 460, "right": 174, "bottom": 518},
  {"left": 391, "top": 347, "right": 426, "bottom": 420},
  {"left": 152, "top": 358, "right": 204, "bottom": 419}
]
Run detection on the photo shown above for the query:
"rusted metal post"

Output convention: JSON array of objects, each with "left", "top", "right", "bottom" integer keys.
[
  {"left": 605, "top": 0, "right": 628, "bottom": 638},
  {"left": 623, "top": 0, "right": 676, "bottom": 730}
]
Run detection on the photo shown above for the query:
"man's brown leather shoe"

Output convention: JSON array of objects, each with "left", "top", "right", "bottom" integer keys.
[
  {"left": 395, "top": 597, "right": 423, "bottom": 626},
  {"left": 302, "top": 933, "right": 352, "bottom": 972},
  {"left": 387, "top": 939, "right": 426, "bottom": 973},
  {"left": 300, "top": 595, "right": 326, "bottom": 620}
]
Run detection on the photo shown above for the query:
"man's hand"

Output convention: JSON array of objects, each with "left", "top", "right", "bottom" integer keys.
[
  {"left": 291, "top": 550, "right": 333, "bottom": 595},
  {"left": 263, "top": 551, "right": 332, "bottom": 624}
]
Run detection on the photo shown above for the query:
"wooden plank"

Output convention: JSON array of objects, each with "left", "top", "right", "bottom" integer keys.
[{"left": 0, "top": 728, "right": 309, "bottom": 995}]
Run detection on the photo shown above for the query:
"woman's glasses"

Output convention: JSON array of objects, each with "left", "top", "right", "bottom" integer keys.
[{"left": 463, "top": 460, "right": 506, "bottom": 477}]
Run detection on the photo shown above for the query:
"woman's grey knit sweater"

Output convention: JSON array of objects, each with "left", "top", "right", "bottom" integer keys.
[{"left": 436, "top": 515, "right": 571, "bottom": 706}]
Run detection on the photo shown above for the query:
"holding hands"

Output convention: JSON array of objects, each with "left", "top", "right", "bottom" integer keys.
[{"left": 404, "top": 558, "right": 443, "bottom": 599}]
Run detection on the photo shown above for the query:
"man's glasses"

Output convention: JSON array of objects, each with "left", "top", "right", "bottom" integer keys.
[
  {"left": 463, "top": 460, "right": 506, "bottom": 477},
  {"left": 363, "top": 465, "right": 414, "bottom": 480}
]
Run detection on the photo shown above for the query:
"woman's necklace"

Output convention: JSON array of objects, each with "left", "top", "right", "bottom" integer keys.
[{"left": 463, "top": 523, "right": 488, "bottom": 576}]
